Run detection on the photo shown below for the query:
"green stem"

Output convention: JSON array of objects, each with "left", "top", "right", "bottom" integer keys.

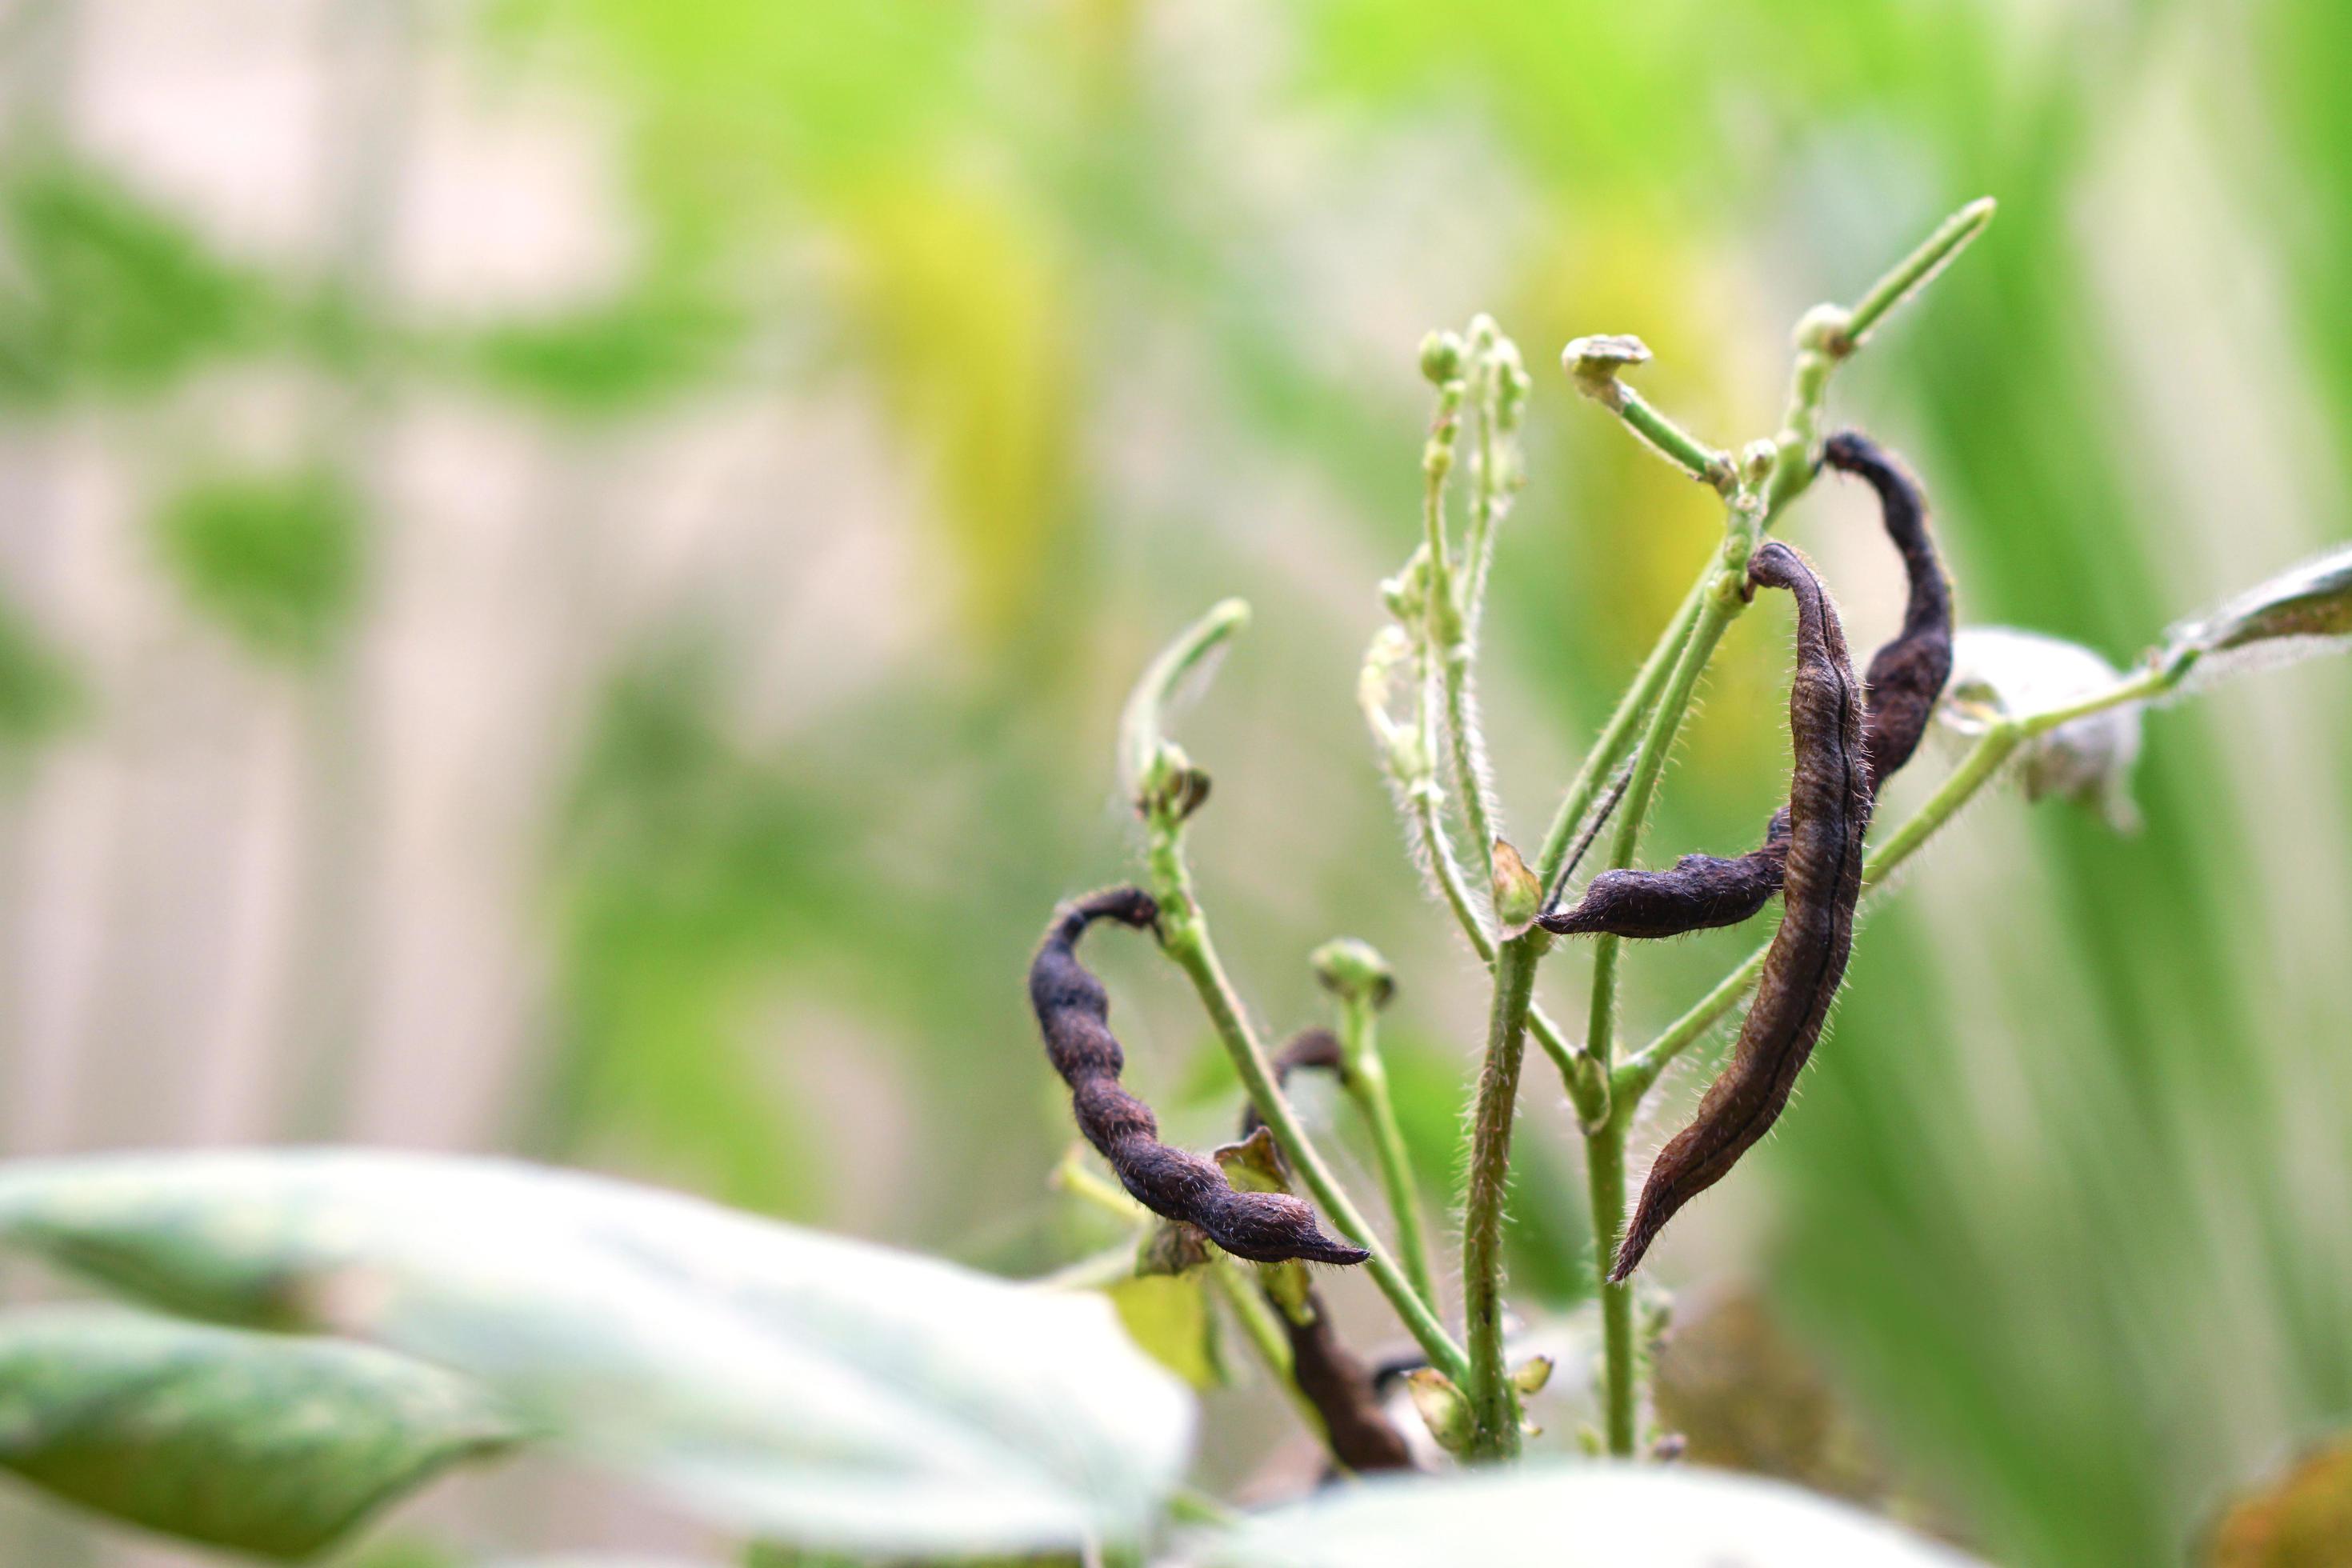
[
  {"left": 1583, "top": 1104, "right": 1638, "bottom": 1456},
  {"left": 1585, "top": 574, "right": 1744, "bottom": 1061},
  {"left": 1148, "top": 830, "right": 1470, "bottom": 1386},
  {"left": 1577, "top": 554, "right": 1745, "bottom": 1450},
  {"left": 1464, "top": 346, "right": 1502, "bottom": 625},
  {"left": 1057, "top": 1146, "right": 1149, "bottom": 1222},
  {"left": 1034, "top": 1244, "right": 1142, "bottom": 1293},
  {"left": 2015, "top": 657, "right": 2184, "bottom": 735},
  {"left": 1441, "top": 642, "right": 1498, "bottom": 887},
  {"left": 1611, "top": 384, "right": 1734, "bottom": 491},
  {"left": 1208, "top": 1260, "right": 1342, "bottom": 1467},
  {"left": 1842, "top": 197, "right": 1998, "bottom": 351},
  {"left": 1460, "top": 929, "right": 1544, "bottom": 1459},
  {"left": 1766, "top": 198, "right": 1997, "bottom": 516},
  {"left": 1167, "top": 1487, "right": 1239, "bottom": 1530},
  {"left": 1422, "top": 437, "right": 1498, "bottom": 890},
  {"left": 1118, "top": 598, "right": 1249, "bottom": 792},
  {"left": 1335, "top": 990, "right": 1437, "bottom": 1308}
]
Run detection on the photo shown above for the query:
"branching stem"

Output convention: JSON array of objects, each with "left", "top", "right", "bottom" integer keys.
[
  {"left": 1460, "top": 926, "right": 1544, "bottom": 1458},
  {"left": 1148, "top": 824, "right": 1470, "bottom": 1385},
  {"left": 1208, "top": 1260, "right": 1343, "bottom": 1466}
]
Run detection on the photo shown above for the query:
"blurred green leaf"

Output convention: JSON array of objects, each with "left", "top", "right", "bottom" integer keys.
[
  {"left": 461, "top": 287, "right": 742, "bottom": 417},
  {"left": 0, "top": 1150, "right": 1195, "bottom": 1557},
  {"left": 0, "top": 597, "right": 79, "bottom": 754},
  {"left": 0, "top": 161, "right": 266, "bottom": 402},
  {"left": 0, "top": 1306, "right": 519, "bottom": 1561},
  {"left": 535, "top": 643, "right": 838, "bottom": 1215},
  {"left": 1107, "top": 1272, "right": 1225, "bottom": 1391},
  {"left": 336, "top": 1542, "right": 469, "bottom": 1568},
  {"left": 1198, "top": 1462, "right": 1982, "bottom": 1567},
  {"left": 151, "top": 469, "right": 366, "bottom": 665}
]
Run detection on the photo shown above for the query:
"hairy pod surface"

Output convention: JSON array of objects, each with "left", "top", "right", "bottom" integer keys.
[
  {"left": 1611, "top": 542, "right": 1871, "bottom": 1280},
  {"left": 1030, "top": 889, "right": 1369, "bottom": 1266},
  {"left": 1538, "top": 429, "right": 1950, "bottom": 940}
]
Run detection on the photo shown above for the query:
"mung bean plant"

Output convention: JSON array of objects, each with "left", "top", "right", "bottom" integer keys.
[{"left": 0, "top": 198, "right": 2347, "bottom": 1568}]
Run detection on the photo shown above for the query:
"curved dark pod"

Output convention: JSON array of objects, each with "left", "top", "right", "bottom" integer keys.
[
  {"left": 1610, "top": 542, "right": 1870, "bottom": 1279},
  {"left": 1030, "top": 889, "right": 1369, "bottom": 1266},
  {"left": 1538, "top": 430, "right": 1950, "bottom": 940}
]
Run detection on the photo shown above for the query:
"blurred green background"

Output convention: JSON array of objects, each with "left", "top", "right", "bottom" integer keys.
[{"left": 1, "top": 0, "right": 2349, "bottom": 1563}]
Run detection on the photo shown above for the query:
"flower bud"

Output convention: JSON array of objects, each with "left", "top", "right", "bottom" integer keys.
[
  {"left": 1310, "top": 938, "right": 1396, "bottom": 1010},
  {"left": 1490, "top": 838, "right": 1543, "bottom": 937},
  {"left": 1419, "top": 330, "right": 1466, "bottom": 386},
  {"left": 1792, "top": 302, "right": 1854, "bottom": 358},
  {"left": 1406, "top": 1368, "right": 1474, "bottom": 1455}
]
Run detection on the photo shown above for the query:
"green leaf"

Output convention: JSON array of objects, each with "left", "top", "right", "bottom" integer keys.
[
  {"left": 0, "top": 160, "right": 266, "bottom": 403},
  {"left": 151, "top": 469, "right": 366, "bottom": 665},
  {"left": 1106, "top": 1273, "right": 1223, "bottom": 1391},
  {"left": 0, "top": 596, "right": 80, "bottom": 755},
  {"left": 0, "top": 1151, "right": 1194, "bottom": 1557},
  {"left": 0, "top": 1306, "right": 519, "bottom": 1561},
  {"left": 2166, "top": 542, "right": 2352, "bottom": 680},
  {"left": 1198, "top": 1462, "right": 1984, "bottom": 1567}
]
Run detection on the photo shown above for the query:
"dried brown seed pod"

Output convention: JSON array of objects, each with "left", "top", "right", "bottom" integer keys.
[
  {"left": 1539, "top": 430, "right": 1949, "bottom": 940},
  {"left": 1611, "top": 541, "right": 1870, "bottom": 1280},
  {"left": 1030, "top": 889, "right": 1368, "bottom": 1267}
]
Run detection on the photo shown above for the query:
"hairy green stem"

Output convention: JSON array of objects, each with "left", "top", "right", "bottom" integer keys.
[
  {"left": 1118, "top": 598, "right": 1249, "bottom": 794},
  {"left": 1577, "top": 554, "right": 1745, "bottom": 1456},
  {"left": 1463, "top": 346, "right": 1502, "bottom": 624},
  {"left": 1583, "top": 1104, "right": 1638, "bottom": 1455},
  {"left": 1586, "top": 571, "right": 1746, "bottom": 1058},
  {"left": 1422, "top": 441, "right": 1498, "bottom": 890},
  {"left": 1842, "top": 198, "right": 1998, "bottom": 351},
  {"left": 1208, "top": 1260, "right": 1343, "bottom": 1466},
  {"left": 1148, "top": 828, "right": 1470, "bottom": 1385},
  {"left": 1610, "top": 384, "right": 1735, "bottom": 491},
  {"left": 1460, "top": 928, "right": 1544, "bottom": 1459},
  {"left": 1334, "top": 988, "right": 1437, "bottom": 1307}
]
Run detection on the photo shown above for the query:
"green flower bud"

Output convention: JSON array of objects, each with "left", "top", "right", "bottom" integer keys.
[
  {"left": 1406, "top": 1368, "right": 1475, "bottom": 1455},
  {"left": 1490, "top": 838, "right": 1543, "bottom": 936},
  {"left": 1419, "top": 330, "right": 1466, "bottom": 386},
  {"left": 1792, "top": 302, "right": 1854, "bottom": 358},
  {"left": 1311, "top": 938, "right": 1396, "bottom": 1010}
]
